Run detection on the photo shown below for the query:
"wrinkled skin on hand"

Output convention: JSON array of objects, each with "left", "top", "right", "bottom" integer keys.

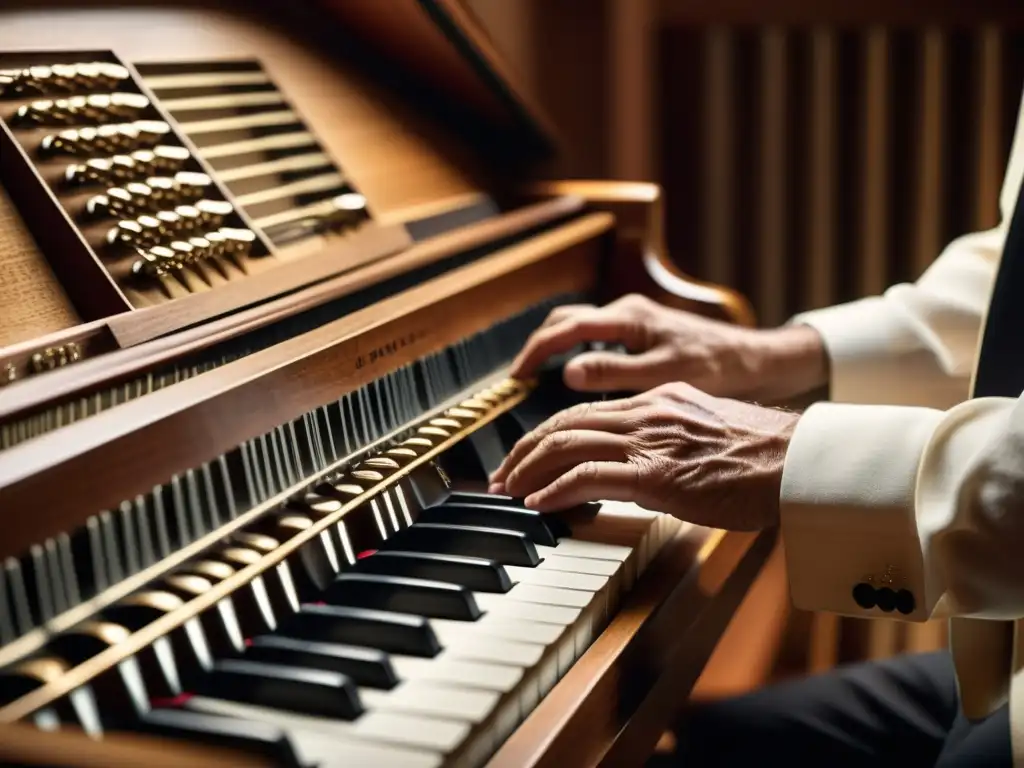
[
  {"left": 511, "top": 294, "right": 826, "bottom": 403},
  {"left": 490, "top": 382, "right": 800, "bottom": 531}
]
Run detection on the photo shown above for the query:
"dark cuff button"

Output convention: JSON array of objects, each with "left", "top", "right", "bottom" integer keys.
[
  {"left": 876, "top": 587, "right": 896, "bottom": 612},
  {"left": 895, "top": 589, "right": 916, "bottom": 615},
  {"left": 852, "top": 582, "right": 876, "bottom": 609}
]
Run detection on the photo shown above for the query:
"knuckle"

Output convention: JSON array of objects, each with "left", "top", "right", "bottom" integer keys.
[
  {"left": 539, "top": 430, "right": 574, "bottom": 453},
  {"left": 620, "top": 294, "right": 653, "bottom": 316},
  {"left": 569, "top": 401, "right": 594, "bottom": 420}
]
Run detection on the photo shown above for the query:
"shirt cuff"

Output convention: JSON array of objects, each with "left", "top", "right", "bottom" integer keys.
[
  {"left": 791, "top": 298, "right": 968, "bottom": 407},
  {"left": 780, "top": 401, "right": 945, "bottom": 620}
]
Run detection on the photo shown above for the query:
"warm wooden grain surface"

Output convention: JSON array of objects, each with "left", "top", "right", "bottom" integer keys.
[{"left": 0, "top": 185, "right": 80, "bottom": 347}]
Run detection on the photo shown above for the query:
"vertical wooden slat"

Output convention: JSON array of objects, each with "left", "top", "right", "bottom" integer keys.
[
  {"left": 913, "top": 28, "right": 947, "bottom": 275},
  {"left": 905, "top": 621, "right": 949, "bottom": 653},
  {"left": 757, "top": 28, "right": 788, "bottom": 325},
  {"left": 805, "top": 28, "right": 837, "bottom": 310},
  {"left": 608, "top": 0, "right": 655, "bottom": 181},
  {"left": 808, "top": 614, "right": 840, "bottom": 673},
  {"left": 975, "top": 26, "right": 1004, "bottom": 229},
  {"left": 866, "top": 619, "right": 901, "bottom": 659},
  {"left": 858, "top": 28, "right": 890, "bottom": 297},
  {"left": 703, "top": 27, "right": 736, "bottom": 287}
]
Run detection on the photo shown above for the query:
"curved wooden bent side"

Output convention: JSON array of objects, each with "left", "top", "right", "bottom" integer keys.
[{"left": 527, "top": 180, "right": 755, "bottom": 326}]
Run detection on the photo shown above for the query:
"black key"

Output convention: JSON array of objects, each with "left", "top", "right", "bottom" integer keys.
[
  {"left": 247, "top": 635, "right": 398, "bottom": 689},
  {"left": 423, "top": 503, "right": 567, "bottom": 546},
  {"left": 325, "top": 573, "right": 481, "bottom": 621},
  {"left": 385, "top": 523, "right": 540, "bottom": 567},
  {"left": 357, "top": 550, "right": 511, "bottom": 593},
  {"left": 134, "top": 708, "right": 303, "bottom": 767},
  {"left": 196, "top": 659, "right": 363, "bottom": 720},
  {"left": 283, "top": 604, "right": 441, "bottom": 658}
]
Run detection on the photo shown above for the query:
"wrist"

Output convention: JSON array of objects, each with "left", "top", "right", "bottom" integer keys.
[
  {"left": 754, "top": 324, "right": 829, "bottom": 402},
  {"left": 763, "top": 409, "right": 800, "bottom": 527}
]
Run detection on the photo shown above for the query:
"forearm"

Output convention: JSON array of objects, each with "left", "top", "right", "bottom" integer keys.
[{"left": 752, "top": 324, "right": 829, "bottom": 404}]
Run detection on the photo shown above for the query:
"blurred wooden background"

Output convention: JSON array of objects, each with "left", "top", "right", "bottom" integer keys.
[{"left": 465, "top": 0, "right": 1024, "bottom": 697}]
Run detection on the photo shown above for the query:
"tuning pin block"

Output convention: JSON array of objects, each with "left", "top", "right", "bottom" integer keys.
[
  {"left": 0, "top": 62, "right": 130, "bottom": 99},
  {"left": 12, "top": 92, "right": 150, "bottom": 126}
]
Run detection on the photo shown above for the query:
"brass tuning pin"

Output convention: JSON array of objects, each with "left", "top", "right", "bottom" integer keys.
[
  {"left": 131, "top": 246, "right": 180, "bottom": 279},
  {"left": 64, "top": 156, "right": 136, "bottom": 188},
  {"left": 218, "top": 227, "right": 257, "bottom": 262},
  {"left": 195, "top": 200, "right": 234, "bottom": 230},
  {"left": 12, "top": 92, "right": 150, "bottom": 126},
  {"left": 0, "top": 62, "right": 130, "bottom": 99},
  {"left": 39, "top": 120, "right": 172, "bottom": 159},
  {"left": 66, "top": 146, "right": 191, "bottom": 188},
  {"left": 107, "top": 216, "right": 162, "bottom": 249},
  {"left": 168, "top": 204, "right": 200, "bottom": 234},
  {"left": 172, "top": 171, "right": 215, "bottom": 201},
  {"left": 85, "top": 182, "right": 154, "bottom": 219}
]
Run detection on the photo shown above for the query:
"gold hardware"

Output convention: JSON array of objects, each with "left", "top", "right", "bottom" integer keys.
[
  {"left": 0, "top": 61, "right": 130, "bottom": 99},
  {"left": 1, "top": 362, "right": 16, "bottom": 386},
  {"left": 41, "top": 120, "right": 171, "bottom": 158},
  {"left": 25, "top": 342, "right": 84, "bottom": 375},
  {"left": 172, "top": 171, "right": 214, "bottom": 200},
  {"left": 66, "top": 145, "right": 186, "bottom": 187},
  {"left": 12, "top": 92, "right": 150, "bottom": 126},
  {"left": 195, "top": 199, "right": 233, "bottom": 229},
  {"left": 864, "top": 565, "right": 901, "bottom": 588}
]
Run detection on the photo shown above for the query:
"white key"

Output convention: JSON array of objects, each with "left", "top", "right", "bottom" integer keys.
[
  {"left": 506, "top": 565, "right": 608, "bottom": 593},
  {"left": 538, "top": 554, "right": 622, "bottom": 577},
  {"left": 539, "top": 538, "right": 632, "bottom": 562},
  {"left": 429, "top": 619, "right": 562, "bottom": 706},
  {"left": 477, "top": 584, "right": 591, "bottom": 610},
  {"left": 187, "top": 695, "right": 464, "bottom": 756},
  {"left": 431, "top": 616, "right": 563, "bottom": 648},
  {"left": 360, "top": 681, "right": 499, "bottom": 723},
  {"left": 390, "top": 654, "right": 523, "bottom": 693},
  {"left": 472, "top": 594, "right": 580, "bottom": 625}
]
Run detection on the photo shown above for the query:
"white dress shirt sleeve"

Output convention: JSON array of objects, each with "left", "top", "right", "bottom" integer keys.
[
  {"left": 790, "top": 91, "right": 1024, "bottom": 410},
  {"left": 779, "top": 90, "right": 1024, "bottom": 622},
  {"left": 782, "top": 395, "right": 1022, "bottom": 621}
]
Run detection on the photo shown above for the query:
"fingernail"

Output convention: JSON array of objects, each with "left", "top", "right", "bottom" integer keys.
[
  {"left": 524, "top": 493, "right": 540, "bottom": 509},
  {"left": 488, "top": 482, "right": 505, "bottom": 494}
]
